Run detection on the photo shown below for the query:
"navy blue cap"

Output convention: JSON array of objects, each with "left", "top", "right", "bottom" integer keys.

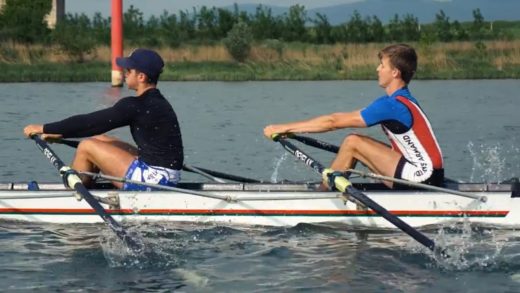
[{"left": 116, "top": 48, "right": 164, "bottom": 80}]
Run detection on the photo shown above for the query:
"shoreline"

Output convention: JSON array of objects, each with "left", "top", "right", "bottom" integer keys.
[
  {"left": 1, "top": 41, "right": 519, "bottom": 82},
  {"left": 0, "top": 62, "right": 518, "bottom": 82}
]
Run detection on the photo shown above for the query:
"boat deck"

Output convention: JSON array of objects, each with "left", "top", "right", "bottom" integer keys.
[{"left": 0, "top": 180, "right": 518, "bottom": 194}]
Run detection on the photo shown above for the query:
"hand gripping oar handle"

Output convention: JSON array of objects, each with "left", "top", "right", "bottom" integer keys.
[
  {"left": 30, "top": 135, "right": 142, "bottom": 252},
  {"left": 273, "top": 135, "right": 440, "bottom": 254}
]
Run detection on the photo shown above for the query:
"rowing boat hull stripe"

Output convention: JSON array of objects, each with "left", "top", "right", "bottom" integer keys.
[{"left": 0, "top": 208, "right": 509, "bottom": 218}]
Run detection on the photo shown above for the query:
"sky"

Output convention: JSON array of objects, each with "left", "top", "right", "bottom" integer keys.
[{"left": 65, "top": 0, "right": 364, "bottom": 17}]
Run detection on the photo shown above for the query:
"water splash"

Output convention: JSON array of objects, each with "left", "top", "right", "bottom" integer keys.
[
  {"left": 467, "top": 141, "right": 506, "bottom": 183},
  {"left": 99, "top": 224, "right": 184, "bottom": 269},
  {"left": 427, "top": 220, "right": 506, "bottom": 271},
  {"left": 270, "top": 152, "right": 288, "bottom": 183}
]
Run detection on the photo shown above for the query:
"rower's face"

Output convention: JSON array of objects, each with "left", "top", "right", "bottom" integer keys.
[
  {"left": 377, "top": 56, "right": 398, "bottom": 88},
  {"left": 124, "top": 68, "right": 139, "bottom": 90}
]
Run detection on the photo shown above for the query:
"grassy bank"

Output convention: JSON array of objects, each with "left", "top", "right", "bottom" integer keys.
[{"left": 0, "top": 41, "right": 519, "bottom": 82}]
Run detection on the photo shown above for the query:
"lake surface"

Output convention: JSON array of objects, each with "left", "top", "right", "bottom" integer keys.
[{"left": 0, "top": 80, "right": 519, "bottom": 291}]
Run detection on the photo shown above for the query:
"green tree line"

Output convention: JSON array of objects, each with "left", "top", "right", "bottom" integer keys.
[{"left": 0, "top": 0, "right": 518, "bottom": 62}]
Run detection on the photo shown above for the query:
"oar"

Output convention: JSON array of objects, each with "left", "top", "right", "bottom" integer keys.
[
  {"left": 52, "top": 138, "right": 80, "bottom": 148},
  {"left": 183, "top": 164, "right": 227, "bottom": 183},
  {"left": 289, "top": 134, "right": 340, "bottom": 153},
  {"left": 273, "top": 135, "right": 441, "bottom": 254},
  {"left": 30, "top": 135, "right": 142, "bottom": 252},
  {"left": 183, "top": 165, "right": 261, "bottom": 183}
]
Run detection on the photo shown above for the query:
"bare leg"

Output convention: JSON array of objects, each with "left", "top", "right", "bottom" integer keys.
[
  {"left": 330, "top": 134, "right": 402, "bottom": 188},
  {"left": 71, "top": 135, "right": 138, "bottom": 188}
]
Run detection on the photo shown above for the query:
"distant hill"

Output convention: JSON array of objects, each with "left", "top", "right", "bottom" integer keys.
[{"left": 230, "top": 0, "right": 520, "bottom": 24}]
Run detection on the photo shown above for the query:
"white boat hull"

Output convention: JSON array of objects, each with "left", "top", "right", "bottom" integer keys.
[{"left": 0, "top": 182, "right": 518, "bottom": 228}]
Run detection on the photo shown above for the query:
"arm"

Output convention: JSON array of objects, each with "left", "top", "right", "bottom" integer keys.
[
  {"left": 43, "top": 105, "right": 132, "bottom": 138},
  {"left": 24, "top": 98, "right": 134, "bottom": 139},
  {"left": 264, "top": 110, "right": 367, "bottom": 138}
]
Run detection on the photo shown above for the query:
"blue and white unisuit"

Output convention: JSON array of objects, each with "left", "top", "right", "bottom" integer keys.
[{"left": 123, "top": 159, "right": 181, "bottom": 191}]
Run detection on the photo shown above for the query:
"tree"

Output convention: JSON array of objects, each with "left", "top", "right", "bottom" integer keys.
[
  {"left": 123, "top": 5, "right": 145, "bottom": 45},
  {"left": 434, "top": 10, "right": 453, "bottom": 42},
  {"left": 91, "top": 12, "right": 110, "bottom": 44},
  {"left": 387, "top": 14, "right": 403, "bottom": 41},
  {"left": 0, "top": 0, "right": 51, "bottom": 43},
  {"left": 197, "top": 6, "right": 218, "bottom": 40},
  {"left": 178, "top": 10, "right": 196, "bottom": 42},
  {"left": 224, "top": 21, "right": 252, "bottom": 62},
  {"left": 451, "top": 20, "right": 469, "bottom": 41},
  {"left": 282, "top": 5, "right": 307, "bottom": 42},
  {"left": 400, "top": 14, "right": 420, "bottom": 41},
  {"left": 158, "top": 11, "right": 181, "bottom": 47},
  {"left": 217, "top": 8, "right": 236, "bottom": 39},
  {"left": 470, "top": 8, "right": 487, "bottom": 40},
  {"left": 52, "top": 13, "right": 96, "bottom": 62},
  {"left": 250, "top": 5, "right": 281, "bottom": 40},
  {"left": 312, "top": 13, "right": 333, "bottom": 44},
  {"left": 345, "top": 10, "right": 369, "bottom": 42},
  {"left": 143, "top": 15, "right": 161, "bottom": 47},
  {"left": 368, "top": 16, "right": 385, "bottom": 42}
]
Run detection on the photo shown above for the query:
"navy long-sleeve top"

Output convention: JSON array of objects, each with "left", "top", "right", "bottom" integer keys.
[{"left": 44, "top": 88, "right": 184, "bottom": 170}]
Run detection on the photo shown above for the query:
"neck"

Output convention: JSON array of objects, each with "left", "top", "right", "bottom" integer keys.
[
  {"left": 385, "top": 80, "right": 406, "bottom": 96},
  {"left": 136, "top": 84, "right": 155, "bottom": 96}
]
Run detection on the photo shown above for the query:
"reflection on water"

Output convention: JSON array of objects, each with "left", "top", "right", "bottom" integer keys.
[{"left": 3, "top": 220, "right": 520, "bottom": 291}]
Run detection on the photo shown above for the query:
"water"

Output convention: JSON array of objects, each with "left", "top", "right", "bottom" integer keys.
[{"left": 0, "top": 80, "right": 519, "bottom": 291}]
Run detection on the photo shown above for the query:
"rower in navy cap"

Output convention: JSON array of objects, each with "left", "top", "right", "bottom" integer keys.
[{"left": 24, "top": 48, "right": 184, "bottom": 190}]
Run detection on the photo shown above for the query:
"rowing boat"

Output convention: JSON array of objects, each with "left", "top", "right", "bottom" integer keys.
[
  {"left": 13, "top": 135, "right": 517, "bottom": 254},
  {"left": 1, "top": 180, "right": 518, "bottom": 228}
]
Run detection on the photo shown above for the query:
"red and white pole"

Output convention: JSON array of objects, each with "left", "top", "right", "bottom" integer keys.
[{"left": 111, "top": 0, "right": 123, "bottom": 87}]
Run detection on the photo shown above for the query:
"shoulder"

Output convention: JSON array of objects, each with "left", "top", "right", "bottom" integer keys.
[
  {"left": 392, "top": 87, "right": 419, "bottom": 104},
  {"left": 143, "top": 88, "right": 163, "bottom": 98},
  {"left": 365, "top": 95, "right": 398, "bottom": 110},
  {"left": 113, "top": 96, "right": 139, "bottom": 110},
  {"left": 115, "top": 96, "right": 137, "bottom": 103}
]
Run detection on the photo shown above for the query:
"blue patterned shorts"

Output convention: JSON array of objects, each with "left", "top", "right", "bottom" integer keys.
[{"left": 123, "top": 159, "right": 181, "bottom": 191}]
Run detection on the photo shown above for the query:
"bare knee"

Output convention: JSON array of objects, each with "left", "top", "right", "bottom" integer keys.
[
  {"left": 77, "top": 137, "right": 100, "bottom": 155},
  {"left": 91, "top": 134, "right": 113, "bottom": 142},
  {"left": 341, "top": 134, "right": 363, "bottom": 152}
]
